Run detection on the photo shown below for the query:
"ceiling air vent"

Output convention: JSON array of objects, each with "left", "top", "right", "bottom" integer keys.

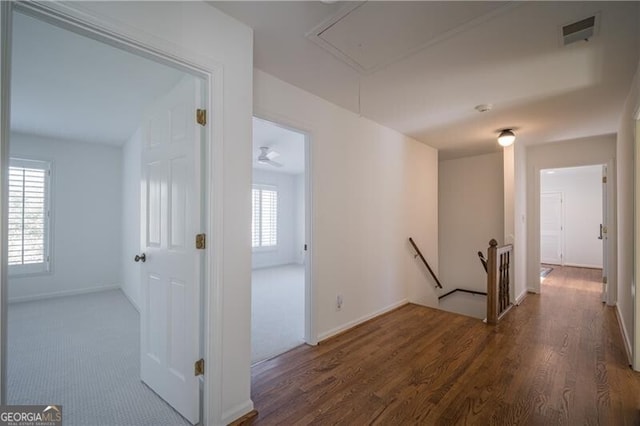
[{"left": 561, "top": 15, "right": 598, "bottom": 46}]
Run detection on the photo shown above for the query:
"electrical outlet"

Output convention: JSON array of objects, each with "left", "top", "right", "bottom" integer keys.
[{"left": 336, "top": 294, "right": 343, "bottom": 311}]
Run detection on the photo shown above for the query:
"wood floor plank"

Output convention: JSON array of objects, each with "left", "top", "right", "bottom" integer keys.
[{"left": 246, "top": 266, "right": 640, "bottom": 425}]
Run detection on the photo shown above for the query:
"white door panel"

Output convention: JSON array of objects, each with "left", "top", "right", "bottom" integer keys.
[
  {"left": 146, "top": 161, "right": 163, "bottom": 247},
  {"left": 541, "top": 192, "right": 563, "bottom": 265},
  {"left": 170, "top": 157, "right": 188, "bottom": 249},
  {"left": 140, "top": 75, "right": 202, "bottom": 424}
]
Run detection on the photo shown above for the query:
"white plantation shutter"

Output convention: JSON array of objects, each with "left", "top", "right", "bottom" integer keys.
[
  {"left": 252, "top": 189, "right": 261, "bottom": 248},
  {"left": 8, "top": 159, "right": 50, "bottom": 274},
  {"left": 252, "top": 185, "right": 278, "bottom": 248},
  {"left": 260, "top": 189, "right": 277, "bottom": 246}
]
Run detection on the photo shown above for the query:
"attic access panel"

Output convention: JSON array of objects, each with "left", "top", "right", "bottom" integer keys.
[{"left": 308, "top": 1, "right": 508, "bottom": 74}]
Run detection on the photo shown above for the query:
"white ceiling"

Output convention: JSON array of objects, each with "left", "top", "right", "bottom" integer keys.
[
  {"left": 310, "top": 1, "right": 508, "bottom": 73},
  {"left": 253, "top": 117, "right": 305, "bottom": 175},
  {"left": 212, "top": 1, "right": 640, "bottom": 160},
  {"left": 11, "top": 12, "right": 185, "bottom": 146}
]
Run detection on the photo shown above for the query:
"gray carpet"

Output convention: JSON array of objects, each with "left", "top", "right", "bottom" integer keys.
[
  {"left": 541, "top": 266, "right": 554, "bottom": 278},
  {"left": 7, "top": 290, "right": 190, "bottom": 426},
  {"left": 252, "top": 264, "right": 305, "bottom": 364}
]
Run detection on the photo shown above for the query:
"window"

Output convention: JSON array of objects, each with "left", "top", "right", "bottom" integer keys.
[
  {"left": 8, "top": 158, "right": 51, "bottom": 275},
  {"left": 252, "top": 185, "right": 278, "bottom": 248}
]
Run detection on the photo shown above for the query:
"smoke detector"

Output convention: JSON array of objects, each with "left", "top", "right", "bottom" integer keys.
[
  {"left": 560, "top": 14, "right": 599, "bottom": 46},
  {"left": 474, "top": 104, "right": 493, "bottom": 113}
]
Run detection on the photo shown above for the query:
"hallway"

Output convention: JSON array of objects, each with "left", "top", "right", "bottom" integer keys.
[{"left": 248, "top": 266, "right": 640, "bottom": 424}]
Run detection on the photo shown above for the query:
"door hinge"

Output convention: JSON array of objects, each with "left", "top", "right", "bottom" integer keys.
[
  {"left": 603, "top": 276, "right": 608, "bottom": 284},
  {"left": 196, "top": 109, "right": 207, "bottom": 126},
  {"left": 196, "top": 233, "right": 206, "bottom": 250},
  {"left": 304, "top": 244, "right": 308, "bottom": 251},
  {"left": 194, "top": 358, "right": 204, "bottom": 376},
  {"left": 602, "top": 176, "right": 607, "bottom": 184}
]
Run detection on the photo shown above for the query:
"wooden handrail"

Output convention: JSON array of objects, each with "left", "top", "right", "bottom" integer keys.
[
  {"left": 477, "top": 251, "right": 488, "bottom": 273},
  {"left": 486, "top": 239, "right": 514, "bottom": 325},
  {"left": 408, "top": 237, "right": 443, "bottom": 289},
  {"left": 438, "top": 288, "right": 487, "bottom": 300}
]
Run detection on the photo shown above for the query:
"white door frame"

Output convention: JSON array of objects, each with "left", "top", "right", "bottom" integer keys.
[
  {"left": 530, "top": 158, "right": 615, "bottom": 304},
  {"left": 633, "top": 112, "right": 640, "bottom": 370},
  {"left": 601, "top": 164, "right": 609, "bottom": 303},
  {"left": 0, "top": 1, "right": 12, "bottom": 404},
  {"left": 253, "top": 111, "right": 316, "bottom": 345},
  {"left": 0, "top": 3, "right": 225, "bottom": 424}
]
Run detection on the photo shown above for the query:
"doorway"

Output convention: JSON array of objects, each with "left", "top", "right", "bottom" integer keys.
[
  {"left": 6, "top": 7, "right": 205, "bottom": 425},
  {"left": 539, "top": 165, "right": 606, "bottom": 298},
  {"left": 250, "top": 117, "right": 310, "bottom": 364}
]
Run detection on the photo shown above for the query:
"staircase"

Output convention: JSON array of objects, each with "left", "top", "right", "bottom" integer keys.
[{"left": 409, "top": 237, "right": 514, "bottom": 323}]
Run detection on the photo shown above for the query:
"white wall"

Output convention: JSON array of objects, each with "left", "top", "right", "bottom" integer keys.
[
  {"left": 513, "top": 142, "right": 528, "bottom": 303},
  {"left": 526, "top": 135, "right": 616, "bottom": 296},
  {"left": 503, "top": 145, "right": 515, "bottom": 245},
  {"left": 58, "top": 2, "right": 255, "bottom": 423},
  {"left": 9, "top": 132, "right": 121, "bottom": 302},
  {"left": 121, "top": 127, "right": 141, "bottom": 310},
  {"left": 438, "top": 292, "right": 486, "bottom": 319},
  {"left": 503, "top": 143, "right": 528, "bottom": 304},
  {"left": 540, "top": 166, "right": 603, "bottom": 268},
  {"left": 252, "top": 169, "right": 298, "bottom": 269},
  {"left": 620, "top": 58, "right": 640, "bottom": 368},
  {"left": 439, "top": 152, "right": 504, "bottom": 296},
  {"left": 254, "top": 69, "right": 439, "bottom": 341}
]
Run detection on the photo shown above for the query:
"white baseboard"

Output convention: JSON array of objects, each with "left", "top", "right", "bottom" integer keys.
[
  {"left": 120, "top": 287, "right": 140, "bottom": 312},
  {"left": 8, "top": 284, "right": 120, "bottom": 304},
  {"left": 222, "top": 400, "right": 254, "bottom": 426},
  {"left": 615, "top": 304, "right": 633, "bottom": 366},
  {"left": 563, "top": 262, "right": 603, "bottom": 269},
  {"left": 252, "top": 262, "right": 302, "bottom": 271},
  {"left": 317, "top": 299, "right": 409, "bottom": 342},
  {"left": 515, "top": 289, "right": 528, "bottom": 305},
  {"left": 541, "top": 262, "right": 602, "bottom": 269}
]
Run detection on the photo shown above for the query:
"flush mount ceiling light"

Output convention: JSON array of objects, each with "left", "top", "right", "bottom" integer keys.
[{"left": 497, "top": 129, "right": 516, "bottom": 147}]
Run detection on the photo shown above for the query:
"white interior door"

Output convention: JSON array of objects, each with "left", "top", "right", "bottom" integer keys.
[
  {"left": 601, "top": 165, "right": 608, "bottom": 302},
  {"left": 139, "top": 75, "right": 202, "bottom": 424},
  {"left": 541, "top": 192, "right": 563, "bottom": 265}
]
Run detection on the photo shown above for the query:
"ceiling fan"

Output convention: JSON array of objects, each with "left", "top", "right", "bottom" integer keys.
[{"left": 257, "top": 146, "right": 283, "bottom": 168}]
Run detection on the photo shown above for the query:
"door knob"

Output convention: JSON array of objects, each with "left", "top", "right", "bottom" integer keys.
[{"left": 134, "top": 253, "right": 146, "bottom": 263}]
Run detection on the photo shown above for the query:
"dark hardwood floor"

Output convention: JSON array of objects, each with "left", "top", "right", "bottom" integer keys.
[{"left": 248, "top": 266, "right": 640, "bottom": 425}]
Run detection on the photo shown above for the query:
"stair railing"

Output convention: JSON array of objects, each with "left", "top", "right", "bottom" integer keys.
[
  {"left": 438, "top": 288, "right": 486, "bottom": 300},
  {"left": 477, "top": 251, "right": 488, "bottom": 273},
  {"left": 408, "top": 237, "right": 443, "bottom": 289},
  {"left": 486, "top": 239, "right": 514, "bottom": 325}
]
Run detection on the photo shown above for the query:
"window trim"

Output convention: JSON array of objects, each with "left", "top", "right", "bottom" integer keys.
[
  {"left": 8, "top": 157, "right": 52, "bottom": 277},
  {"left": 252, "top": 184, "right": 278, "bottom": 251}
]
